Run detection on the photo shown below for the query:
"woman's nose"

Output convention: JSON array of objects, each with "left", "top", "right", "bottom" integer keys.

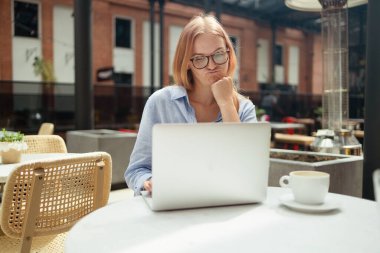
[{"left": 206, "top": 56, "right": 217, "bottom": 69}]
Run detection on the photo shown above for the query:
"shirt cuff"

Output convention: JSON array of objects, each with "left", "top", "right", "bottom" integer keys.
[{"left": 135, "top": 173, "right": 152, "bottom": 196}]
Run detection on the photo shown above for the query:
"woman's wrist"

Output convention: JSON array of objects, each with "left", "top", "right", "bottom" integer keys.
[
  {"left": 219, "top": 101, "right": 240, "bottom": 122},
  {"left": 217, "top": 98, "right": 235, "bottom": 109}
]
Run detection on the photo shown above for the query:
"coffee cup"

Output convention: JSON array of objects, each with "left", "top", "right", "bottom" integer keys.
[{"left": 279, "top": 170, "right": 330, "bottom": 205}]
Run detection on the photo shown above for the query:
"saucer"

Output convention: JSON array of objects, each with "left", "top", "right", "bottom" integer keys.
[{"left": 279, "top": 194, "right": 341, "bottom": 213}]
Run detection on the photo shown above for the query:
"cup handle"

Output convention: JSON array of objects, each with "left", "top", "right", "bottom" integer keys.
[{"left": 279, "top": 175, "right": 290, "bottom": 188}]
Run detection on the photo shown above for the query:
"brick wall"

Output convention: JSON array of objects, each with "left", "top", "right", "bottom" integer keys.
[
  {"left": 0, "top": 0, "right": 13, "bottom": 80},
  {"left": 0, "top": 0, "right": 322, "bottom": 94}
]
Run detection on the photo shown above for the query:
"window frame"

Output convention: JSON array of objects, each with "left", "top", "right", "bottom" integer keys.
[
  {"left": 113, "top": 16, "right": 134, "bottom": 49},
  {"left": 12, "top": 0, "right": 41, "bottom": 39},
  {"left": 275, "top": 44, "right": 283, "bottom": 66}
]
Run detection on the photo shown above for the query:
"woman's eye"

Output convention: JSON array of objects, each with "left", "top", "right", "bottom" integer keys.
[{"left": 194, "top": 57, "right": 206, "bottom": 62}]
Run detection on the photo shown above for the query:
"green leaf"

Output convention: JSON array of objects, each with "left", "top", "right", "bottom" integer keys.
[{"left": 0, "top": 128, "right": 24, "bottom": 142}]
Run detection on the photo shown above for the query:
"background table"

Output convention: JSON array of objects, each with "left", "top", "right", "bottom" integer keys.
[
  {"left": 0, "top": 153, "right": 82, "bottom": 184},
  {"left": 273, "top": 133, "right": 315, "bottom": 150},
  {"left": 0, "top": 153, "right": 84, "bottom": 200},
  {"left": 270, "top": 122, "right": 305, "bottom": 131},
  {"left": 65, "top": 187, "right": 380, "bottom": 253}
]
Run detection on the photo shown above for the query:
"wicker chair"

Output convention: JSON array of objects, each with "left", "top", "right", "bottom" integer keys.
[
  {"left": 23, "top": 135, "right": 67, "bottom": 154},
  {"left": 38, "top": 123, "right": 54, "bottom": 135},
  {"left": 0, "top": 152, "right": 112, "bottom": 253}
]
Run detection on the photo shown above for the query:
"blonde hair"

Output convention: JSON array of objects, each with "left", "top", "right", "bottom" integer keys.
[{"left": 172, "top": 14, "right": 237, "bottom": 90}]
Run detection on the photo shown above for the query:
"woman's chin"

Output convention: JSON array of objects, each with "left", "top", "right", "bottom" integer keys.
[{"left": 202, "top": 78, "right": 218, "bottom": 87}]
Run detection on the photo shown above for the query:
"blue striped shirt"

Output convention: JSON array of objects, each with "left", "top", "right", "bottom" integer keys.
[{"left": 124, "top": 85, "right": 257, "bottom": 195}]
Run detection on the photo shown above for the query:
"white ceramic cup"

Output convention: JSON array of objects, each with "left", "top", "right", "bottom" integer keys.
[{"left": 279, "top": 170, "right": 330, "bottom": 205}]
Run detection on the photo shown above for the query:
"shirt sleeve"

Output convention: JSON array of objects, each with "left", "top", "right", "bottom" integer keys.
[
  {"left": 124, "top": 95, "right": 157, "bottom": 195},
  {"left": 239, "top": 98, "right": 258, "bottom": 123}
]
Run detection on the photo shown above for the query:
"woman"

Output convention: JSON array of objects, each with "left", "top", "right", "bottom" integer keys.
[{"left": 125, "top": 14, "right": 257, "bottom": 195}]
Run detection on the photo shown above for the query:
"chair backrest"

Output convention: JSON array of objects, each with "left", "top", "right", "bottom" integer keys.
[
  {"left": 0, "top": 152, "right": 112, "bottom": 251},
  {"left": 374, "top": 169, "right": 380, "bottom": 202},
  {"left": 23, "top": 135, "right": 67, "bottom": 154},
  {"left": 38, "top": 123, "right": 54, "bottom": 135}
]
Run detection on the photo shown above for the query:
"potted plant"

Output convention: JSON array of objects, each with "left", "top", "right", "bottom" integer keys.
[
  {"left": 33, "top": 56, "right": 56, "bottom": 83},
  {"left": 33, "top": 56, "right": 56, "bottom": 115},
  {"left": 255, "top": 107, "right": 268, "bottom": 121},
  {"left": 0, "top": 129, "right": 28, "bottom": 164}
]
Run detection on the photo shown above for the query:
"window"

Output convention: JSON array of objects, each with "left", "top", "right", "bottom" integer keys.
[
  {"left": 275, "top": 44, "right": 283, "bottom": 65},
  {"left": 114, "top": 72, "right": 133, "bottom": 86},
  {"left": 257, "top": 39, "right": 269, "bottom": 83},
  {"left": 115, "top": 18, "right": 131, "bottom": 48},
  {"left": 113, "top": 18, "right": 134, "bottom": 85},
  {"left": 230, "top": 36, "right": 237, "bottom": 53},
  {"left": 229, "top": 35, "right": 240, "bottom": 85},
  {"left": 14, "top": 1, "right": 39, "bottom": 38}
]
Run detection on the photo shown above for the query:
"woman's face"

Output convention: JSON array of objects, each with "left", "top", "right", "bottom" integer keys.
[{"left": 189, "top": 33, "right": 229, "bottom": 88}]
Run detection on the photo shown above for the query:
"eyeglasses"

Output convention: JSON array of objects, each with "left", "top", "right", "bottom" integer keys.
[{"left": 190, "top": 50, "right": 230, "bottom": 69}]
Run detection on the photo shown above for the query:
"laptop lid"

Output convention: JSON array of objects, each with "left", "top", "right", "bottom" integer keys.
[{"left": 145, "top": 122, "right": 271, "bottom": 211}]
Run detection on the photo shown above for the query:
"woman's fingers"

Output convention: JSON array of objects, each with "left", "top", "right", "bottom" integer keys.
[{"left": 144, "top": 180, "right": 152, "bottom": 192}]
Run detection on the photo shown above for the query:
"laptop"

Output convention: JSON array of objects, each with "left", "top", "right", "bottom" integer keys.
[{"left": 142, "top": 122, "right": 271, "bottom": 211}]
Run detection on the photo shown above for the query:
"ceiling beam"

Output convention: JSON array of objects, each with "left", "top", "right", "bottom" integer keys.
[{"left": 169, "top": 0, "right": 321, "bottom": 32}]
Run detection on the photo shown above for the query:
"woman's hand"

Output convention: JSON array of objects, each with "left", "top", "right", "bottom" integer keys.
[
  {"left": 143, "top": 179, "right": 152, "bottom": 193},
  {"left": 211, "top": 76, "right": 235, "bottom": 107},
  {"left": 211, "top": 76, "right": 240, "bottom": 122}
]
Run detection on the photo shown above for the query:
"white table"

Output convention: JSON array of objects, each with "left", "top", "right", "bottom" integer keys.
[
  {"left": 65, "top": 187, "right": 380, "bottom": 253},
  {"left": 0, "top": 153, "right": 82, "bottom": 184},
  {"left": 270, "top": 122, "right": 305, "bottom": 130}
]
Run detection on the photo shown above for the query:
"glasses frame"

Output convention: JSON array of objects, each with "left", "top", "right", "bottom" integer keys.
[{"left": 190, "top": 49, "right": 230, "bottom": 69}]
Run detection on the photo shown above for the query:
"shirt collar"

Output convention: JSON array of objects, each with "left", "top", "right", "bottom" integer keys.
[
  {"left": 170, "top": 85, "right": 193, "bottom": 113},
  {"left": 169, "top": 85, "right": 230, "bottom": 122},
  {"left": 170, "top": 85, "right": 188, "bottom": 100}
]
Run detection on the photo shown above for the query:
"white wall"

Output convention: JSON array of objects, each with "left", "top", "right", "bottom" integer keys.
[
  {"left": 257, "top": 38, "right": 269, "bottom": 83},
  {"left": 169, "top": 25, "right": 183, "bottom": 78},
  {"left": 113, "top": 48, "right": 135, "bottom": 73},
  {"left": 12, "top": 38, "right": 42, "bottom": 82},
  {"left": 143, "top": 21, "right": 159, "bottom": 88},
  {"left": 288, "top": 45, "right": 300, "bottom": 86},
  {"left": 275, "top": 65, "right": 284, "bottom": 84},
  {"left": 53, "top": 5, "right": 74, "bottom": 83}
]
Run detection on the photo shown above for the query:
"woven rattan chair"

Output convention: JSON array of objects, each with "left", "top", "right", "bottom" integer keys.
[
  {"left": 0, "top": 152, "right": 112, "bottom": 253},
  {"left": 38, "top": 123, "right": 54, "bottom": 135},
  {"left": 23, "top": 135, "right": 67, "bottom": 154}
]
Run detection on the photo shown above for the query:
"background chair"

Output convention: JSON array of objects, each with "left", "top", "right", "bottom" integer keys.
[
  {"left": 38, "top": 123, "right": 54, "bottom": 135},
  {"left": 0, "top": 152, "right": 112, "bottom": 253},
  {"left": 23, "top": 135, "right": 67, "bottom": 154}
]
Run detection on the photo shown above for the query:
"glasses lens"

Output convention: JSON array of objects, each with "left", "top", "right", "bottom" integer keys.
[
  {"left": 213, "top": 51, "right": 228, "bottom": 64},
  {"left": 192, "top": 56, "right": 208, "bottom": 69}
]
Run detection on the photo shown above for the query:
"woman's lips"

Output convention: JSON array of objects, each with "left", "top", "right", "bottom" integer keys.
[
  {"left": 206, "top": 71, "right": 224, "bottom": 83},
  {"left": 207, "top": 70, "right": 222, "bottom": 77}
]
